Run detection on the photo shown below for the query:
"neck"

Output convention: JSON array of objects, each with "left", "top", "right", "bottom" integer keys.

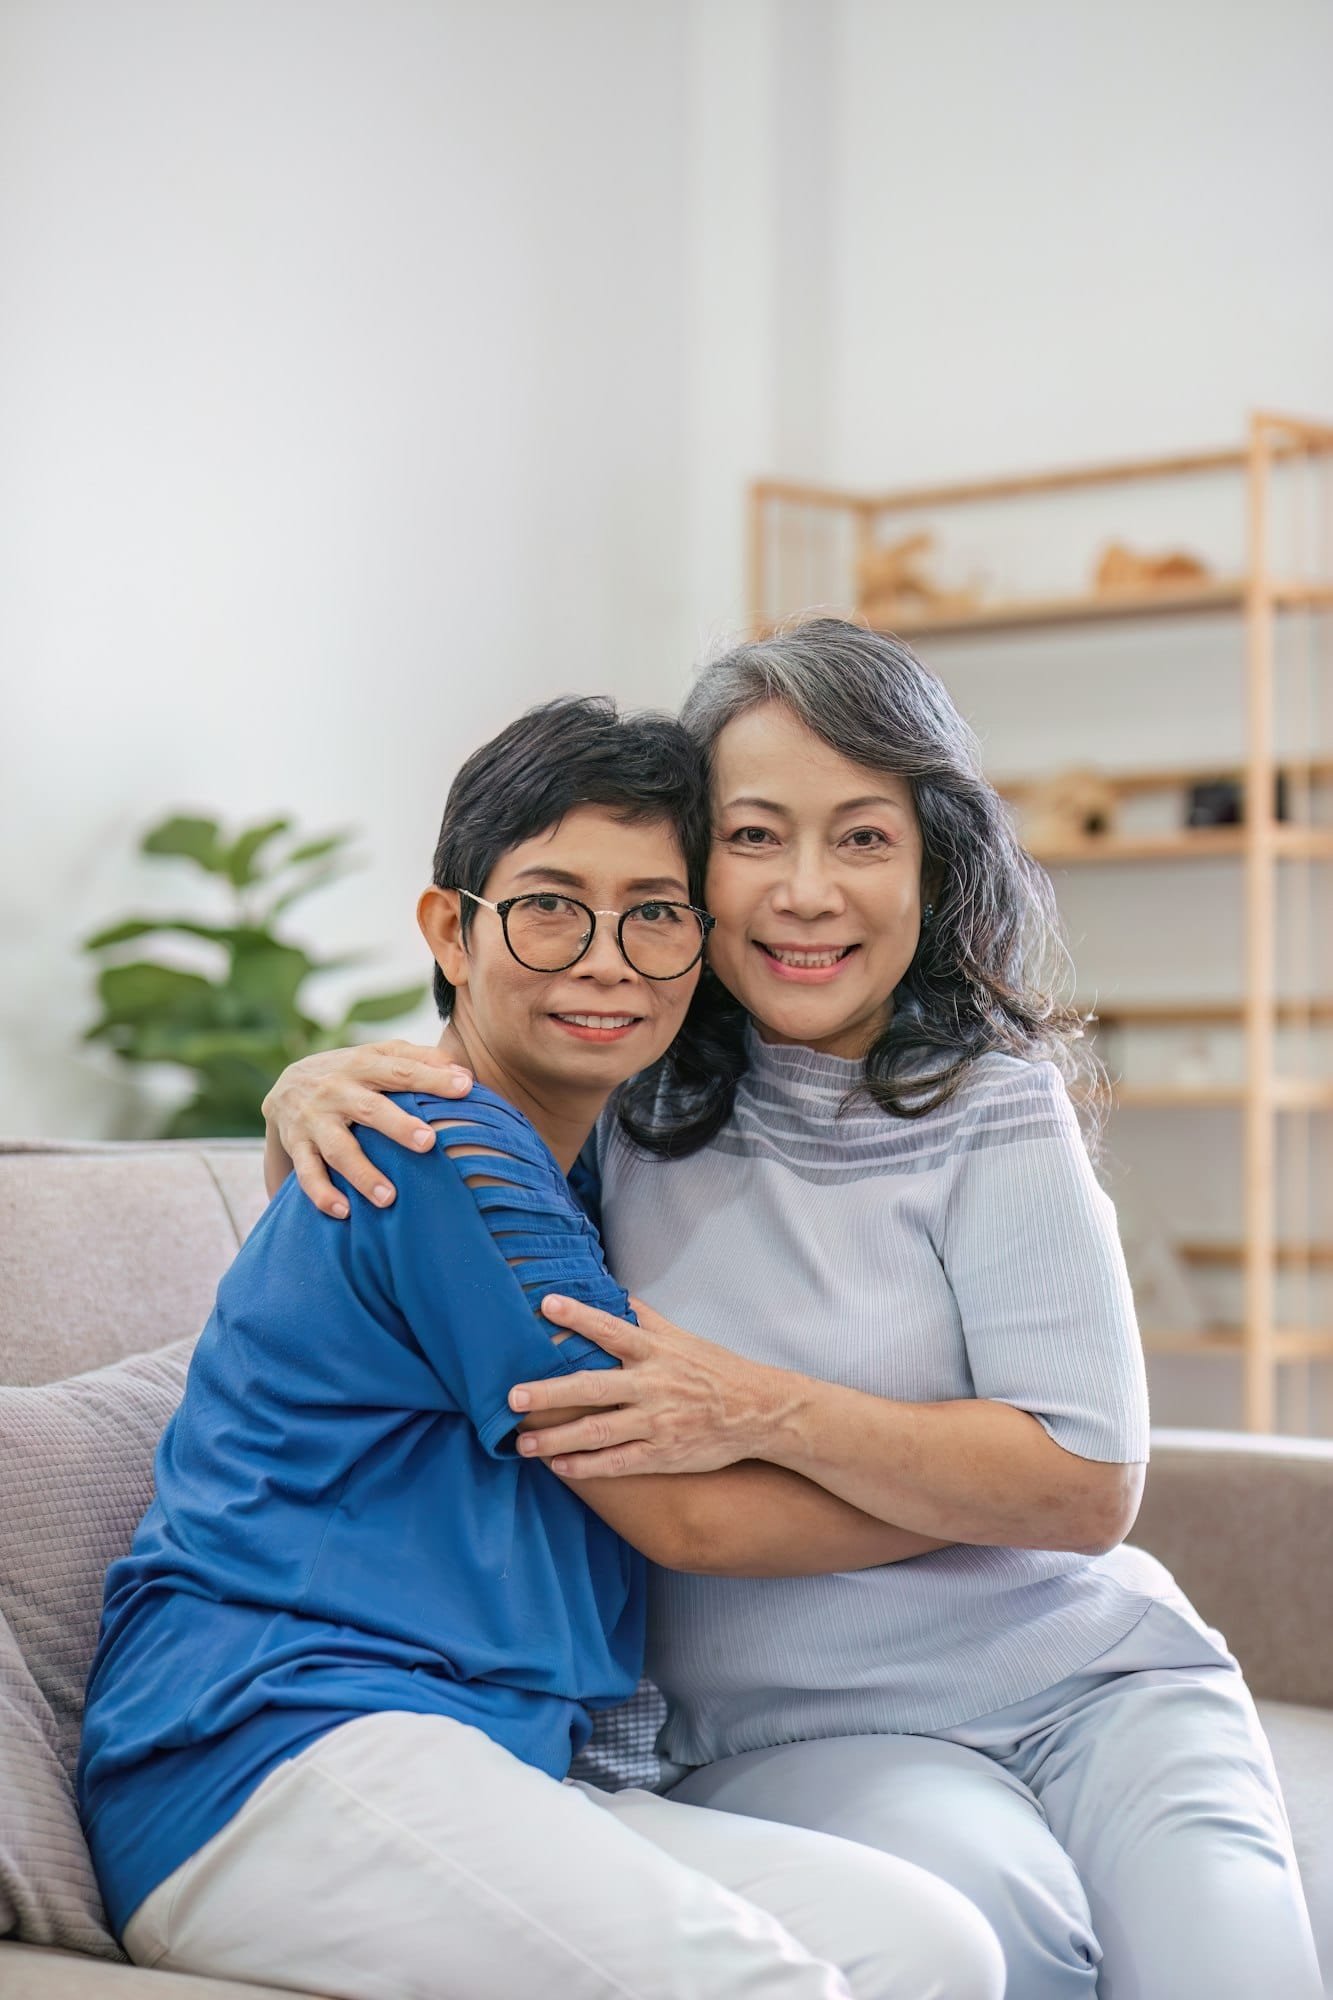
[
  {"left": 753, "top": 996, "right": 893, "bottom": 1065},
  {"left": 434, "top": 1022, "right": 602, "bottom": 1174}
]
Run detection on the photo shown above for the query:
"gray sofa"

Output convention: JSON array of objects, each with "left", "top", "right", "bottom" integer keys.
[{"left": 1, "top": 1136, "right": 1329, "bottom": 1998}]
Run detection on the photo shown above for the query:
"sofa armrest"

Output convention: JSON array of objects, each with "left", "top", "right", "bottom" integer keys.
[
  {"left": 0, "top": 1942, "right": 325, "bottom": 1999},
  {"left": 1132, "top": 1428, "right": 1333, "bottom": 1708}
]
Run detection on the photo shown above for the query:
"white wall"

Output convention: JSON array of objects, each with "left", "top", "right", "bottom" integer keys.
[
  {"left": 825, "top": 0, "right": 1333, "bottom": 484},
  {"left": 0, "top": 0, "right": 701, "bottom": 1135}
]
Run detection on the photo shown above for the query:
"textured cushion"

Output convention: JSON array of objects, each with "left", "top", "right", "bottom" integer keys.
[
  {"left": 0, "top": 1341, "right": 194, "bottom": 1782},
  {"left": 0, "top": 1612, "right": 120, "bottom": 1960},
  {"left": 0, "top": 1940, "right": 324, "bottom": 1997}
]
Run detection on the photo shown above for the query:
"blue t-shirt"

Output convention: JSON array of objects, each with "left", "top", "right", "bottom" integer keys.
[{"left": 77, "top": 1089, "right": 644, "bottom": 1938}]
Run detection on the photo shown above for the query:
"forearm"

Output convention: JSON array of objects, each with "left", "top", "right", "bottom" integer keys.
[
  {"left": 553, "top": 1457, "right": 946, "bottom": 1576},
  {"left": 753, "top": 1374, "right": 1143, "bottom": 1554}
]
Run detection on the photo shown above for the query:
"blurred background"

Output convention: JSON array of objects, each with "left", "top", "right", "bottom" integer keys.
[{"left": 2, "top": 0, "right": 1331, "bottom": 1430}]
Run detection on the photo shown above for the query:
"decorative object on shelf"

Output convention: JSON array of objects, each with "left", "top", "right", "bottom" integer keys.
[
  {"left": 83, "top": 814, "right": 428, "bottom": 1139},
  {"left": 1186, "top": 775, "right": 1289, "bottom": 826},
  {"left": 1092, "top": 542, "right": 1212, "bottom": 592},
  {"left": 1020, "top": 768, "right": 1119, "bottom": 849},
  {"left": 1173, "top": 1030, "right": 1227, "bottom": 1090},
  {"left": 856, "top": 531, "right": 982, "bottom": 627},
  {"left": 1117, "top": 1203, "right": 1206, "bottom": 1338}
]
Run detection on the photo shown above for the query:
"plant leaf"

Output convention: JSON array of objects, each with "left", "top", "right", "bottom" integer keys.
[
  {"left": 141, "top": 816, "right": 227, "bottom": 873},
  {"left": 83, "top": 917, "right": 247, "bottom": 952},
  {"left": 261, "top": 859, "right": 360, "bottom": 922},
  {"left": 224, "top": 818, "right": 292, "bottom": 889},
  {"left": 337, "top": 983, "right": 430, "bottom": 1028},
  {"left": 228, "top": 936, "right": 317, "bottom": 1025},
  {"left": 91, "top": 960, "right": 220, "bottom": 1024},
  {"left": 83, "top": 918, "right": 167, "bottom": 952},
  {"left": 281, "top": 832, "right": 352, "bottom": 869}
]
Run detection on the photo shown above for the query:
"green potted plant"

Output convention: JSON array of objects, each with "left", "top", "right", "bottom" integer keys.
[{"left": 84, "top": 813, "right": 427, "bottom": 1137}]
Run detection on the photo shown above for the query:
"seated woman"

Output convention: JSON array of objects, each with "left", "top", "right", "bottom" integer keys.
[{"left": 77, "top": 696, "right": 1002, "bottom": 2000}]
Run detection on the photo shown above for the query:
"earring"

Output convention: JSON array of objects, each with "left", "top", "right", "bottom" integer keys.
[{"left": 923, "top": 903, "right": 936, "bottom": 926}]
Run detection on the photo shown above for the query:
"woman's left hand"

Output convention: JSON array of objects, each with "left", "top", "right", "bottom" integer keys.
[{"left": 509, "top": 1297, "right": 785, "bottom": 1478}]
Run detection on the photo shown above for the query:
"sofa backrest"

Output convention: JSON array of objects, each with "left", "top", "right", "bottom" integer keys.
[
  {"left": 0, "top": 1139, "right": 268, "bottom": 1387},
  {"left": 3, "top": 1134, "right": 1330, "bottom": 1710}
]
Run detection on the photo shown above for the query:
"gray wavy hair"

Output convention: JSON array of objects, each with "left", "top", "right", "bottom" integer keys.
[{"left": 617, "top": 617, "right": 1101, "bottom": 1158}]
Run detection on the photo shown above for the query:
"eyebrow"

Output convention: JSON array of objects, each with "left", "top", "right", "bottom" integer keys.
[
  {"left": 509, "top": 865, "right": 690, "bottom": 896},
  {"left": 720, "top": 793, "right": 909, "bottom": 819}
]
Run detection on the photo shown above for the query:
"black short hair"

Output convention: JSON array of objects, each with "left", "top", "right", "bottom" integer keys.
[{"left": 430, "top": 696, "right": 709, "bottom": 1018}]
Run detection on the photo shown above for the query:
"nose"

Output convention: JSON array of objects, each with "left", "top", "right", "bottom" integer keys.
[
  {"left": 771, "top": 842, "right": 845, "bottom": 922},
  {"left": 573, "top": 918, "right": 638, "bottom": 986}
]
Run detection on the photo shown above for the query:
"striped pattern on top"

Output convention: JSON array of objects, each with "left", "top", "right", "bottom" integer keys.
[{"left": 577, "top": 1030, "right": 1172, "bottom": 1779}]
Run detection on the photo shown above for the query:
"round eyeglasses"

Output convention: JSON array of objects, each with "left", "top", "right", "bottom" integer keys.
[{"left": 455, "top": 888, "right": 714, "bottom": 981}]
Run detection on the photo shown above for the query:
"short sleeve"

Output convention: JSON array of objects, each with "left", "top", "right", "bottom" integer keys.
[
  {"left": 939, "top": 1059, "right": 1149, "bottom": 1463},
  {"left": 347, "top": 1107, "right": 628, "bottom": 1459}
]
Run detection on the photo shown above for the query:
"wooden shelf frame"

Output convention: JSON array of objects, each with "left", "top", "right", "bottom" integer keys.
[
  {"left": 1142, "top": 1330, "right": 1333, "bottom": 1362},
  {"left": 1026, "top": 829, "right": 1333, "bottom": 866},
  {"left": 748, "top": 412, "right": 1333, "bottom": 1431},
  {"left": 829, "top": 578, "right": 1333, "bottom": 643},
  {"left": 1080, "top": 999, "right": 1333, "bottom": 1027}
]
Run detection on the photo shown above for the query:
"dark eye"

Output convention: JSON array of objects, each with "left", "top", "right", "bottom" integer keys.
[
  {"left": 845, "top": 828, "right": 889, "bottom": 849},
  {"left": 729, "top": 826, "right": 775, "bottom": 847},
  {"left": 632, "top": 902, "right": 682, "bottom": 925}
]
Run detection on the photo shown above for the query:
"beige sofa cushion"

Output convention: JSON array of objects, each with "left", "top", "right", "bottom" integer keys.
[
  {"left": 1255, "top": 1700, "right": 1333, "bottom": 1986},
  {"left": 0, "top": 1342, "right": 194, "bottom": 1782},
  {"left": 0, "top": 1142, "right": 266, "bottom": 1387}
]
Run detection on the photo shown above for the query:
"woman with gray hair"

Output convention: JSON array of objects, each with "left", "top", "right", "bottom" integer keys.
[{"left": 265, "top": 619, "right": 1321, "bottom": 2000}]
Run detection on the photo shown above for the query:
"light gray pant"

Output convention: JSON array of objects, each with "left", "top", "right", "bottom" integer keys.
[
  {"left": 123, "top": 1709, "right": 1003, "bottom": 2000},
  {"left": 665, "top": 1600, "right": 1322, "bottom": 2000}
]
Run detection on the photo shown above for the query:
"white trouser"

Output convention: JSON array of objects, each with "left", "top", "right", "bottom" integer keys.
[
  {"left": 122, "top": 1710, "right": 1003, "bottom": 2000},
  {"left": 665, "top": 1600, "right": 1323, "bottom": 2000}
]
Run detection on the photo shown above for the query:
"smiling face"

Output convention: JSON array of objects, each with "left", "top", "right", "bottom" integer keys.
[
  {"left": 419, "top": 803, "right": 701, "bottom": 1151},
  {"left": 705, "top": 701, "right": 928, "bottom": 1060}
]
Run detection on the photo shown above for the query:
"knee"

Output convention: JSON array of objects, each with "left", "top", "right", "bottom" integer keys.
[
  {"left": 902, "top": 1870, "right": 1007, "bottom": 2000},
  {"left": 833, "top": 1855, "right": 1006, "bottom": 2000}
]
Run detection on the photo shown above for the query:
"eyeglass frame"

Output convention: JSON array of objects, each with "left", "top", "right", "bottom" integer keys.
[{"left": 453, "top": 887, "right": 715, "bottom": 981}]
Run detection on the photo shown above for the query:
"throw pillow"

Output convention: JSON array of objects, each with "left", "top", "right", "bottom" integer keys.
[
  {"left": 0, "top": 1339, "right": 193, "bottom": 1784},
  {"left": 0, "top": 1610, "right": 121, "bottom": 1958}
]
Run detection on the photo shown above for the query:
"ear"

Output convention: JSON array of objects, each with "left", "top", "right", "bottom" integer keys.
[{"left": 417, "top": 886, "right": 470, "bottom": 991}]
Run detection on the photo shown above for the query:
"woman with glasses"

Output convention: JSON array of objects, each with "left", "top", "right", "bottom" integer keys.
[
  {"left": 265, "top": 623, "right": 1321, "bottom": 2000},
  {"left": 78, "top": 696, "right": 1002, "bottom": 2000}
]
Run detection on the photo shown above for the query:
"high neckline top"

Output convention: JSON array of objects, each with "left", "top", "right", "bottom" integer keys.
[{"left": 593, "top": 1037, "right": 1173, "bottom": 1769}]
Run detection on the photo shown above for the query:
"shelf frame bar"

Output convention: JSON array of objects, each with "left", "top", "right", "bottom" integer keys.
[{"left": 1242, "top": 416, "right": 1280, "bottom": 1430}]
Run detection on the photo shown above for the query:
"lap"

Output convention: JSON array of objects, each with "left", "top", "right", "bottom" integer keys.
[
  {"left": 951, "top": 1652, "right": 1321, "bottom": 2000},
  {"left": 665, "top": 1625, "right": 1321, "bottom": 2000},
  {"left": 125, "top": 1711, "right": 1002, "bottom": 2000},
  {"left": 668, "top": 1733, "right": 1101, "bottom": 2000}
]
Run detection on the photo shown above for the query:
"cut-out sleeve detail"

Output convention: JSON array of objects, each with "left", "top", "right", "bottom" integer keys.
[{"left": 344, "top": 1091, "right": 634, "bottom": 1457}]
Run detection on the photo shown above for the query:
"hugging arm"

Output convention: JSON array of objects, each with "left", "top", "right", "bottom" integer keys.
[
  {"left": 526, "top": 1393, "right": 946, "bottom": 1576},
  {"left": 434, "top": 1120, "right": 947, "bottom": 1578},
  {"left": 261, "top": 1052, "right": 950, "bottom": 1574},
  {"left": 522, "top": 1064, "right": 1146, "bottom": 1556},
  {"left": 262, "top": 1042, "right": 472, "bottom": 1212}
]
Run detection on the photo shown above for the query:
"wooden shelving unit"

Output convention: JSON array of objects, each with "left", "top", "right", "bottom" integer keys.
[{"left": 748, "top": 412, "right": 1333, "bottom": 1431}]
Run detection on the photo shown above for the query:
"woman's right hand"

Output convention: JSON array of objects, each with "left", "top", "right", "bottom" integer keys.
[{"left": 261, "top": 1040, "right": 474, "bottom": 1217}]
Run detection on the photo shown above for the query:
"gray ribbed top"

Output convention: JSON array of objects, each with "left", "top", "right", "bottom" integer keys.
[{"left": 598, "top": 1030, "right": 1174, "bottom": 1762}]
